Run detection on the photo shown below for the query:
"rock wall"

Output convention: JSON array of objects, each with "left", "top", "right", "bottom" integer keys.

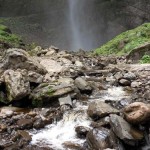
[{"left": 0, "top": 0, "right": 150, "bottom": 50}]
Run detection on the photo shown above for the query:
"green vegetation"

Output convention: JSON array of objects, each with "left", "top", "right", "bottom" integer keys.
[
  {"left": 95, "top": 23, "right": 150, "bottom": 55},
  {"left": 0, "top": 24, "right": 23, "bottom": 49},
  {"left": 140, "top": 55, "right": 150, "bottom": 64}
]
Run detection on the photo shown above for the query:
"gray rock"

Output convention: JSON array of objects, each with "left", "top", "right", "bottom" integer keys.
[
  {"left": 0, "top": 48, "right": 47, "bottom": 74},
  {"left": 123, "top": 72, "right": 136, "bottom": 80},
  {"left": 75, "top": 77, "right": 92, "bottom": 91},
  {"left": 4, "top": 69, "right": 30, "bottom": 102},
  {"left": 110, "top": 114, "right": 144, "bottom": 145},
  {"left": 30, "top": 83, "right": 74, "bottom": 107},
  {"left": 87, "top": 101, "right": 119, "bottom": 120},
  {"left": 119, "top": 78, "right": 131, "bottom": 86},
  {"left": 28, "top": 71, "right": 43, "bottom": 83},
  {"left": 87, "top": 127, "right": 117, "bottom": 150},
  {"left": 59, "top": 95, "right": 72, "bottom": 106}
]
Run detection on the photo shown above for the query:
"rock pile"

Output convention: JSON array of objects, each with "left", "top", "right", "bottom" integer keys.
[{"left": 0, "top": 46, "right": 150, "bottom": 150}]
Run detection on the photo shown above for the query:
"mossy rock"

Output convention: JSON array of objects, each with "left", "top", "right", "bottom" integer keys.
[
  {"left": 0, "top": 24, "right": 24, "bottom": 50},
  {"left": 95, "top": 23, "right": 150, "bottom": 55}
]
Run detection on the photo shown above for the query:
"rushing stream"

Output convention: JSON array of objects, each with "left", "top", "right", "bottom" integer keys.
[{"left": 31, "top": 86, "right": 130, "bottom": 150}]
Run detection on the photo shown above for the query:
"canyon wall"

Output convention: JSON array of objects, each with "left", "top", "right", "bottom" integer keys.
[{"left": 0, "top": 0, "right": 150, "bottom": 50}]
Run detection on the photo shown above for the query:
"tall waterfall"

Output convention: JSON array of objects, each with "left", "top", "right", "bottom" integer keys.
[
  {"left": 68, "top": 0, "right": 95, "bottom": 51},
  {"left": 68, "top": 0, "right": 82, "bottom": 51}
]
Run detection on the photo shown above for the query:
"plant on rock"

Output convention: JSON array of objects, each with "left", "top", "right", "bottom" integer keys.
[{"left": 140, "top": 55, "right": 150, "bottom": 64}]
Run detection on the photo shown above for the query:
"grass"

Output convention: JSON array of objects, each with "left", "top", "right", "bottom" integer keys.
[
  {"left": 95, "top": 23, "right": 150, "bottom": 55},
  {"left": 140, "top": 55, "right": 150, "bottom": 63},
  {"left": 0, "top": 24, "right": 23, "bottom": 49}
]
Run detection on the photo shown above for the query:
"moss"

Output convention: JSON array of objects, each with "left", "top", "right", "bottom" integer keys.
[
  {"left": 95, "top": 23, "right": 150, "bottom": 55},
  {"left": 140, "top": 55, "right": 150, "bottom": 63},
  {"left": 0, "top": 24, "right": 24, "bottom": 49}
]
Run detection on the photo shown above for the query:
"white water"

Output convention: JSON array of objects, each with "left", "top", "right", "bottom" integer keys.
[
  {"left": 68, "top": 0, "right": 82, "bottom": 50},
  {"left": 31, "top": 86, "right": 129, "bottom": 150}
]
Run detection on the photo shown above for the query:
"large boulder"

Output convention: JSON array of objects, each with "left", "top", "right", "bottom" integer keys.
[
  {"left": 30, "top": 83, "right": 74, "bottom": 107},
  {"left": 86, "top": 127, "right": 117, "bottom": 150},
  {"left": 123, "top": 102, "right": 150, "bottom": 124},
  {"left": 87, "top": 101, "right": 119, "bottom": 120},
  {"left": 110, "top": 114, "right": 144, "bottom": 145},
  {"left": 3, "top": 69, "right": 30, "bottom": 103},
  {"left": 0, "top": 48, "right": 47, "bottom": 75}
]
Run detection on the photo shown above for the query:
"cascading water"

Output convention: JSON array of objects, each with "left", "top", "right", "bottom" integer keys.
[
  {"left": 31, "top": 86, "right": 130, "bottom": 150},
  {"left": 68, "top": 0, "right": 82, "bottom": 51},
  {"left": 67, "top": 0, "right": 95, "bottom": 51}
]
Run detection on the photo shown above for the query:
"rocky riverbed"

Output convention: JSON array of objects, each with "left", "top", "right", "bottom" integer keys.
[{"left": 0, "top": 46, "right": 150, "bottom": 150}]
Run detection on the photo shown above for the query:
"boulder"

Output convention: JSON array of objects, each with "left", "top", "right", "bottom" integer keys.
[
  {"left": 123, "top": 102, "right": 150, "bottom": 124},
  {"left": 110, "top": 114, "right": 143, "bottom": 145},
  {"left": 86, "top": 127, "right": 117, "bottom": 150},
  {"left": 75, "top": 77, "right": 92, "bottom": 91},
  {"left": 30, "top": 83, "right": 74, "bottom": 107},
  {"left": 3, "top": 69, "right": 30, "bottom": 103},
  {"left": 87, "top": 101, "right": 119, "bottom": 120},
  {"left": 0, "top": 48, "right": 47, "bottom": 74},
  {"left": 40, "top": 58, "right": 64, "bottom": 73}
]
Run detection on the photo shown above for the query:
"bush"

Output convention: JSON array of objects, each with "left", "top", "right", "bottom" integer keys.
[{"left": 140, "top": 55, "right": 150, "bottom": 64}]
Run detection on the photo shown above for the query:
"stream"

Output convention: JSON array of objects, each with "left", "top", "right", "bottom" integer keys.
[{"left": 31, "top": 86, "right": 130, "bottom": 150}]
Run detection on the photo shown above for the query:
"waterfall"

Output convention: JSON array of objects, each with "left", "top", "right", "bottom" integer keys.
[
  {"left": 68, "top": 0, "right": 95, "bottom": 51},
  {"left": 68, "top": 0, "right": 82, "bottom": 51}
]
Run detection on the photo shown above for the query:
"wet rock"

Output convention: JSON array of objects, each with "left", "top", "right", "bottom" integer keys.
[
  {"left": 17, "top": 119, "right": 33, "bottom": 129},
  {"left": 17, "top": 130, "right": 32, "bottom": 142},
  {"left": 3, "top": 69, "right": 30, "bottom": 102},
  {"left": 86, "top": 127, "right": 117, "bottom": 150},
  {"left": 91, "top": 116, "right": 110, "bottom": 128},
  {"left": 75, "top": 126, "right": 90, "bottom": 139},
  {"left": 87, "top": 101, "right": 119, "bottom": 120},
  {"left": 75, "top": 77, "right": 92, "bottom": 92},
  {"left": 33, "top": 118, "right": 46, "bottom": 129},
  {"left": 0, "top": 48, "right": 47, "bottom": 74},
  {"left": 119, "top": 78, "right": 131, "bottom": 86},
  {"left": 123, "top": 102, "right": 150, "bottom": 124},
  {"left": 63, "top": 142, "right": 84, "bottom": 150},
  {"left": 110, "top": 114, "right": 144, "bottom": 145},
  {"left": 28, "top": 71, "right": 43, "bottom": 83}
]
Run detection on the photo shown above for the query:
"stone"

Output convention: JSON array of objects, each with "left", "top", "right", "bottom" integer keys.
[
  {"left": 30, "top": 83, "right": 74, "bottom": 107},
  {"left": 28, "top": 71, "right": 43, "bottom": 83},
  {"left": 75, "top": 77, "right": 92, "bottom": 91},
  {"left": 75, "top": 60, "right": 84, "bottom": 67},
  {"left": 110, "top": 114, "right": 144, "bottom": 145},
  {"left": 123, "top": 72, "right": 136, "bottom": 80},
  {"left": 86, "top": 127, "right": 117, "bottom": 150},
  {"left": 59, "top": 95, "right": 72, "bottom": 106},
  {"left": 123, "top": 102, "right": 150, "bottom": 124},
  {"left": 75, "top": 126, "right": 90, "bottom": 139},
  {"left": 87, "top": 101, "right": 119, "bottom": 120},
  {"left": 4, "top": 69, "right": 30, "bottom": 102},
  {"left": 17, "top": 119, "right": 33, "bottom": 129},
  {"left": 0, "top": 48, "right": 47, "bottom": 74},
  {"left": 40, "top": 58, "right": 64, "bottom": 73},
  {"left": 17, "top": 130, "right": 32, "bottom": 142},
  {"left": 119, "top": 78, "right": 131, "bottom": 86},
  {"left": 33, "top": 118, "right": 46, "bottom": 129}
]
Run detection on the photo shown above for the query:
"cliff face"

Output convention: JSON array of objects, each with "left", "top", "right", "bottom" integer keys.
[{"left": 0, "top": 0, "right": 150, "bottom": 50}]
